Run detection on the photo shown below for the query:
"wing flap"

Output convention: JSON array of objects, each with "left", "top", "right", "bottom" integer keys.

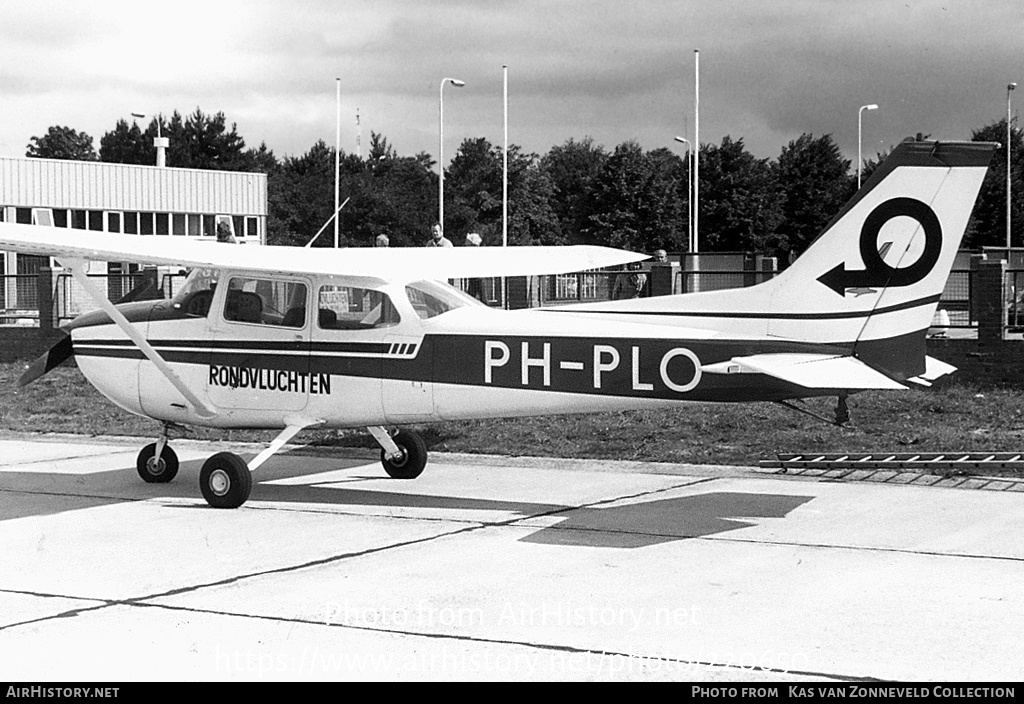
[
  {"left": 702, "top": 353, "right": 907, "bottom": 390},
  {"left": 0, "top": 222, "right": 645, "bottom": 282}
]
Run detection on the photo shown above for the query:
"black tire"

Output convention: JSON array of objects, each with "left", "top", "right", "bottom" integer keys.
[
  {"left": 199, "top": 452, "right": 252, "bottom": 508},
  {"left": 381, "top": 429, "right": 427, "bottom": 479},
  {"left": 137, "top": 442, "right": 179, "bottom": 483}
]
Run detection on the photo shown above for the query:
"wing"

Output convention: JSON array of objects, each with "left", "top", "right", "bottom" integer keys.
[
  {"left": 702, "top": 353, "right": 907, "bottom": 390},
  {"left": 0, "top": 222, "right": 647, "bottom": 283}
]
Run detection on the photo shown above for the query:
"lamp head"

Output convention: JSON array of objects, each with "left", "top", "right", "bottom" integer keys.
[
  {"left": 865, "top": 104, "right": 878, "bottom": 110},
  {"left": 674, "top": 136, "right": 689, "bottom": 144},
  {"left": 450, "top": 79, "right": 465, "bottom": 87},
  {"left": 1010, "top": 83, "right": 1018, "bottom": 91}
]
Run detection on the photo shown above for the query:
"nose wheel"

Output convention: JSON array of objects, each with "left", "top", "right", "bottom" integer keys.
[{"left": 137, "top": 442, "right": 179, "bottom": 483}]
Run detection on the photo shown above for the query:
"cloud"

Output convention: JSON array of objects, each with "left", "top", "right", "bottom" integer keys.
[{"left": 0, "top": 0, "right": 1019, "bottom": 165}]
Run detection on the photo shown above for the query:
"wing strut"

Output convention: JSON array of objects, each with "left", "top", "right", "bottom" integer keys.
[
  {"left": 247, "top": 415, "right": 324, "bottom": 472},
  {"left": 63, "top": 259, "right": 218, "bottom": 419}
]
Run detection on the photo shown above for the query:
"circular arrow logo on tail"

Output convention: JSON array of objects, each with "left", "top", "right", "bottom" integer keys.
[{"left": 817, "top": 197, "right": 942, "bottom": 296}]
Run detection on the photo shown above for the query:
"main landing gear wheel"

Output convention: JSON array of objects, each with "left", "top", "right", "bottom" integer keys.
[
  {"left": 200, "top": 452, "right": 252, "bottom": 508},
  {"left": 381, "top": 429, "right": 427, "bottom": 479},
  {"left": 137, "top": 443, "right": 179, "bottom": 483}
]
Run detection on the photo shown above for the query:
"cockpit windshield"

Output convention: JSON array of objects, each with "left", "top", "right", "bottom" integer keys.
[
  {"left": 171, "top": 268, "right": 219, "bottom": 317},
  {"left": 405, "top": 280, "right": 483, "bottom": 320}
]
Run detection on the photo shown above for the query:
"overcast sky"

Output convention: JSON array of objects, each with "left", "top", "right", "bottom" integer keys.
[{"left": 0, "top": 0, "right": 1020, "bottom": 168}]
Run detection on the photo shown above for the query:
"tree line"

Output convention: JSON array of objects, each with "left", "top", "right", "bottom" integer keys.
[{"left": 24, "top": 109, "right": 1024, "bottom": 256}]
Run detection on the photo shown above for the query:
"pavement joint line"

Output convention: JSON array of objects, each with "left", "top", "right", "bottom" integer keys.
[
  {"left": 0, "top": 587, "right": 110, "bottom": 604},
  {"left": 243, "top": 503, "right": 504, "bottom": 527},
  {"left": 0, "top": 450, "right": 148, "bottom": 469},
  {"left": 0, "top": 487, "right": 147, "bottom": 504},
  {"left": 119, "top": 600, "right": 875, "bottom": 683},
  {"left": 701, "top": 533, "right": 1024, "bottom": 564},
  {"left": 0, "top": 602, "right": 116, "bottom": 634}
]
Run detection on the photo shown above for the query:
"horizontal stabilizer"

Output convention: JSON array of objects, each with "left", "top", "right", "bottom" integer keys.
[
  {"left": 702, "top": 353, "right": 907, "bottom": 390},
  {"left": 907, "top": 356, "right": 958, "bottom": 387}
]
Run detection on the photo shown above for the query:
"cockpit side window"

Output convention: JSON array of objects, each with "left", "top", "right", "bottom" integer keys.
[
  {"left": 223, "top": 276, "right": 308, "bottom": 328},
  {"left": 317, "top": 285, "right": 400, "bottom": 330}
]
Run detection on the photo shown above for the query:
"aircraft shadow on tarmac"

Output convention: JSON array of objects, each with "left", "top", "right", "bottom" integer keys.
[{"left": 1, "top": 453, "right": 815, "bottom": 548}]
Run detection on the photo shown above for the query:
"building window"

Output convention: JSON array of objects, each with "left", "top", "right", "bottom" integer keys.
[
  {"left": 108, "top": 262, "right": 140, "bottom": 301},
  {"left": 71, "top": 211, "right": 87, "bottom": 230},
  {"left": 203, "top": 214, "right": 215, "bottom": 237},
  {"left": 246, "top": 216, "right": 259, "bottom": 240},
  {"left": 140, "top": 213, "right": 154, "bottom": 235},
  {"left": 15, "top": 208, "right": 31, "bottom": 225},
  {"left": 16, "top": 254, "right": 49, "bottom": 309},
  {"left": 172, "top": 213, "right": 186, "bottom": 236},
  {"left": 107, "top": 212, "right": 122, "bottom": 233},
  {"left": 155, "top": 213, "right": 169, "bottom": 235},
  {"left": 88, "top": 210, "right": 103, "bottom": 231},
  {"left": 31, "top": 209, "right": 53, "bottom": 227},
  {"left": 188, "top": 214, "right": 200, "bottom": 237},
  {"left": 53, "top": 210, "right": 68, "bottom": 228},
  {"left": 124, "top": 212, "right": 138, "bottom": 235}
]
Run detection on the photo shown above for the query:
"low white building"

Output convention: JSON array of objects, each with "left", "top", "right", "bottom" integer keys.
[{"left": 0, "top": 156, "right": 267, "bottom": 321}]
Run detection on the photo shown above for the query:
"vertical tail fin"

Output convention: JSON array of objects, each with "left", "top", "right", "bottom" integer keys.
[
  {"left": 557, "top": 140, "right": 995, "bottom": 386},
  {"left": 764, "top": 140, "right": 996, "bottom": 379}
]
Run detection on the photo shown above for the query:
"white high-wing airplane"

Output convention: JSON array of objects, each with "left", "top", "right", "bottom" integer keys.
[{"left": 0, "top": 140, "right": 996, "bottom": 508}]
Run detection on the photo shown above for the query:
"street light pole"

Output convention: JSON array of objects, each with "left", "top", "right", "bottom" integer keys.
[
  {"left": 438, "top": 77, "right": 465, "bottom": 236},
  {"left": 503, "top": 66, "right": 508, "bottom": 248},
  {"left": 131, "top": 111, "right": 167, "bottom": 167},
  {"left": 858, "top": 104, "right": 878, "bottom": 189},
  {"left": 334, "top": 78, "right": 341, "bottom": 249},
  {"left": 674, "top": 136, "right": 692, "bottom": 252},
  {"left": 693, "top": 49, "right": 699, "bottom": 255},
  {"left": 1009, "top": 83, "right": 1017, "bottom": 249}
]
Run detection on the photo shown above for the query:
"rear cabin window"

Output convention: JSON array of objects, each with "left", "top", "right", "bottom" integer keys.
[
  {"left": 317, "top": 285, "right": 400, "bottom": 330},
  {"left": 224, "top": 277, "right": 308, "bottom": 328}
]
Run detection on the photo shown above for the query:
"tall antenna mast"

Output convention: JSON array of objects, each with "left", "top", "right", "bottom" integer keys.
[{"left": 356, "top": 108, "right": 362, "bottom": 159}]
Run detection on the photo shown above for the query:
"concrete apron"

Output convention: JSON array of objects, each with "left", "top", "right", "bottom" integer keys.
[{"left": 0, "top": 435, "right": 1021, "bottom": 682}]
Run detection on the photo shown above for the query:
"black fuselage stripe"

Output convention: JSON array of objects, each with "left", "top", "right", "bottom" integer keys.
[{"left": 544, "top": 294, "right": 941, "bottom": 320}]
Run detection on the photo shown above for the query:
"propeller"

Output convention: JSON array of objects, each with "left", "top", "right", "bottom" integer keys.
[
  {"left": 17, "top": 274, "right": 162, "bottom": 387},
  {"left": 19, "top": 334, "right": 73, "bottom": 387}
]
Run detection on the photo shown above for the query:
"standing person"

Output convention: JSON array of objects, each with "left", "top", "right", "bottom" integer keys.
[
  {"left": 426, "top": 222, "right": 453, "bottom": 248},
  {"left": 375, "top": 234, "right": 390, "bottom": 247},
  {"left": 643, "top": 248, "right": 668, "bottom": 296},
  {"left": 464, "top": 233, "right": 484, "bottom": 301},
  {"left": 611, "top": 261, "right": 647, "bottom": 300},
  {"left": 215, "top": 221, "right": 236, "bottom": 243}
]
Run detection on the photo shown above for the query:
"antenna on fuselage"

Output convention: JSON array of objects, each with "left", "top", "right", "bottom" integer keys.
[{"left": 305, "top": 197, "right": 351, "bottom": 248}]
